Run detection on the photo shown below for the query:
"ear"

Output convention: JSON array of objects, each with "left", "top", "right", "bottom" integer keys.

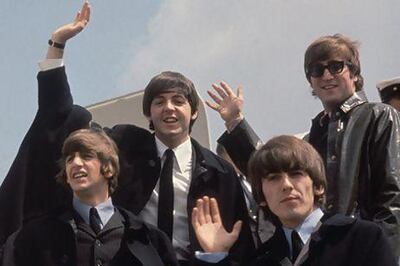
[
  {"left": 103, "top": 164, "right": 114, "bottom": 180},
  {"left": 191, "top": 110, "right": 198, "bottom": 120},
  {"left": 313, "top": 185, "right": 325, "bottom": 197}
]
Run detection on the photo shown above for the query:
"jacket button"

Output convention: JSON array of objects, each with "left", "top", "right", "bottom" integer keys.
[
  {"left": 95, "top": 239, "right": 102, "bottom": 246},
  {"left": 148, "top": 160, "right": 156, "bottom": 167},
  {"left": 331, "top": 155, "right": 337, "bottom": 161}
]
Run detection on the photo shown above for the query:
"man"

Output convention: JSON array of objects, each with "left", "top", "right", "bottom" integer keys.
[
  {"left": 0, "top": 2, "right": 253, "bottom": 265},
  {"left": 377, "top": 76, "right": 400, "bottom": 111},
  {"left": 206, "top": 34, "right": 400, "bottom": 256},
  {"left": 192, "top": 136, "right": 397, "bottom": 266},
  {"left": 3, "top": 128, "right": 178, "bottom": 266}
]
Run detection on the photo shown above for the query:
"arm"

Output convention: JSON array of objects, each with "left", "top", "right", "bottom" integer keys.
[
  {"left": 369, "top": 106, "right": 400, "bottom": 257},
  {"left": 207, "top": 82, "right": 263, "bottom": 176},
  {"left": 46, "top": 1, "right": 90, "bottom": 60},
  {"left": 0, "top": 2, "right": 92, "bottom": 246}
]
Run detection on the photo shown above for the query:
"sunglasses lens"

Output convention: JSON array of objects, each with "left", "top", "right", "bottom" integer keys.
[
  {"left": 308, "top": 61, "right": 346, "bottom": 78},
  {"left": 328, "top": 61, "right": 344, "bottom": 74},
  {"left": 309, "top": 64, "right": 325, "bottom": 78}
]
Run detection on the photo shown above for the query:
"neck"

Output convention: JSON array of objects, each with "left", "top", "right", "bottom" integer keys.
[
  {"left": 74, "top": 191, "right": 110, "bottom": 207},
  {"left": 156, "top": 134, "right": 190, "bottom": 149}
]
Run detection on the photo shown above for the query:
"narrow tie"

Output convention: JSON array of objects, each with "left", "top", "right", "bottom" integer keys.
[
  {"left": 157, "top": 149, "right": 174, "bottom": 240},
  {"left": 89, "top": 207, "right": 102, "bottom": 234},
  {"left": 291, "top": 230, "right": 304, "bottom": 262}
]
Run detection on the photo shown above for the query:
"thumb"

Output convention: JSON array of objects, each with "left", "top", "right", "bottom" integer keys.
[{"left": 229, "top": 220, "right": 242, "bottom": 240}]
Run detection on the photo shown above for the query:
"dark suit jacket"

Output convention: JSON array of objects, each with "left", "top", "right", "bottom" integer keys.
[
  {"left": 4, "top": 206, "right": 178, "bottom": 266},
  {"left": 0, "top": 67, "right": 254, "bottom": 265},
  {"left": 197, "top": 214, "right": 397, "bottom": 266}
]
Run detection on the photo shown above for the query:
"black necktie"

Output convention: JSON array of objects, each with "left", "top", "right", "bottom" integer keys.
[
  {"left": 157, "top": 149, "right": 174, "bottom": 239},
  {"left": 291, "top": 230, "right": 304, "bottom": 262},
  {"left": 89, "top": 207, "right": 102, "bottom": 234}
]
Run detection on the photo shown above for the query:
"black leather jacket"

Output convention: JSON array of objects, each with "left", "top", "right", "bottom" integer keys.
[{"left": 218, "top": 91, "right": 400, "bottom": 256}]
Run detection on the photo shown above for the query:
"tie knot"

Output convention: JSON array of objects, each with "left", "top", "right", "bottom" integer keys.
[{"left": 164, "top": 149, "right": 174, "bottom": 158}]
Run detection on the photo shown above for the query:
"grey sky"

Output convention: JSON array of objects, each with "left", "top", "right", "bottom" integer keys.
[{"left": 1, "top": 0, "right": 399, "bottom": 184}]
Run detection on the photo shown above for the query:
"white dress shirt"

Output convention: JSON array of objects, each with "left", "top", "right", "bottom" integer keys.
[
  {"left": 282, "top": 208, "right": 324, "bottom": 258},
  {"left": 138, "top": 136, "right": 193, "bottom": 261},
  {"left": 72, "top": 197, "right": 115, "bottom": 229}
]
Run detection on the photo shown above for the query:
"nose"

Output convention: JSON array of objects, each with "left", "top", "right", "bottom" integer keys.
[
  {"left": 321, "top": 68, "right": 334, "bottom": 80},
  {"left": 163, "top": 100, "right": 175, "bottom": 111},
  {"left": 281, "top": 174, "right": 294, "bottom": 192},
  {"left": 71, "top": 153, "right": 84, "bottom": 166}
]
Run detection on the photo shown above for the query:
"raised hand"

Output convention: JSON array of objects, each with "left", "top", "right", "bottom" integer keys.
[
  {"left": 192, "top": 196, "right": 242, "bottom": 253},
  {"left": 206, "top": 81, "right": 244, "bottom": 124},
  {"left": 51, "top": 1, "right": 91, "bottom": 44}
]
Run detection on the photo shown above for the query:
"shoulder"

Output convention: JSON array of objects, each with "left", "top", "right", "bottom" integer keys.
[
  {"left": 192, "top": 138, "right": 237, "bottom": 175},
  {"left": 320, "top": 214, "right": 384, "bottom": 239},
  {"left": 105, "top": 124, "right": 155, "bottom": 150}
]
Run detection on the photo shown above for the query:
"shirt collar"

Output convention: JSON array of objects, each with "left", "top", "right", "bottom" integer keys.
[
  {"left": 72, "top": 197, "right": 115, "bottom": 227},
  {"left": 155, "top": 136, "right": 192, "bottom": 173},
  {"left": 283, "top": 208, "right": 324, "bottom": 247}
]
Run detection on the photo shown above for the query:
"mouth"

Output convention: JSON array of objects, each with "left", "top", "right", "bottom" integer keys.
[
  {"left": 163, "top": 117, "right": 178, "bottom": 123},
  {"left": 281, "top": 195, "right": 299, "bottom": 203},
  {"left": 71, "top": 171, "right": 88, "bottom": 179},
  {"left": 321, "top": 84, "right": 337, "bottom": 90}
]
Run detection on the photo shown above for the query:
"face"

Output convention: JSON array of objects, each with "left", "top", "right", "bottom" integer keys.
[
  {"left": 262, "top": 170, "right": 324, "bottom": 228},
  {"left": 387, "top": 98, "right": 400, "bottom": 112},
  {"left": 149, "top": 89, "right": 198, "bottom": 148},
  {"left": 65, "top": 152, "right": 112, "bottom": 203},
  {"left": 310, "top": 58, "right": 357, "bottom": 112}
]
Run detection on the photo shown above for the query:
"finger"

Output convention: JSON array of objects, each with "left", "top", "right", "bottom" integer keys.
[
  {"left": 205, "top": 100, "right": 221, "bottom": 112},
  {"left": 210, "top": 198, "right": 222, "bottom": 224},
  {"left": 191, "top": 207, "right": 201, "bottom": 229},
  {"left": 237, "top": 86, "right": 244, "bottom": 100},
  {"left": 84, "top": 2, "right": 91, "bottom": 23},
  {"left": 74, "top": 11, "right": 81, "bottom": 23},
  {"left": 203, "top": 196, "right": 212, "bottom": 223},
  {"left": 229, "top": 220, "right": 243, "bottom": 239},
  {"left": 207, "top": 90, "right": 222, "bottom": 105},
  {"left": 196, "top": 199, "right": 206, "bottom": 225},
  {"left": 212, "top": 84, "right": 228, "bottom": 99},
  {"left": 220, "top": 81, "right": 235, "bottom": 97}
]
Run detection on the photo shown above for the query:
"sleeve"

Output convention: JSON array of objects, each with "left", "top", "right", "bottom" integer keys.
[
  {"left": 217, "top": 119, "right": 263, "bottom": 176},
  {"left": 0, "top": 67, "right": 91, "bottom": 245},
  {"left": 369, "top": 106, "right": 400, "bottom": 257}
]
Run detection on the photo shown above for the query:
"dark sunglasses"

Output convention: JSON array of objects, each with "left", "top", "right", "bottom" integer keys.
[{"left": 306, "top": 60, "right": 352, "bottom": 78}]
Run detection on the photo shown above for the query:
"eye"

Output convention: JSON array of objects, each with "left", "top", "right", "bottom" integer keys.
[
  {"left": 264, "top": 173, "right": 280, "bottom": 181},
  {"left": 172, "top": 96, "right": 187, "bottom": 105},
  {"left": 81, "top": 152, "right": 96, "bottom": 160},
  {"left": 65, "top": 155, "right": 74, "bottom": 163},
  {"left": 289, "top": 170, "right": 305, "bottom": 178},
  {"left": 152, "top": 97, "right": 164, "bottom": 106}
]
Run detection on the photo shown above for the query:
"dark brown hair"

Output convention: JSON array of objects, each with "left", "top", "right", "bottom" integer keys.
[
  {"left": 248, "top": 135, "right": 326, "bottom": 209},
  {"left": 56, "top": 128, "right": 120, "bottom": 194},
  {"left": 142, "top": 71, "right": 199, "bottom": 131},
  {"left": 304, "top": 34, "right": 364, "bottom": 91}
]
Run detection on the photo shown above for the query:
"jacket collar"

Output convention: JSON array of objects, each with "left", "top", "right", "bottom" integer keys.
[
  {"left": 191, "top": 138, "right": 228, "bottom": 174},
  {"left": 338, "top": 91, "right": 368, "bottom": 114},
  {"left": 310, "top": 214, "right": 356, "bottom": 243}
]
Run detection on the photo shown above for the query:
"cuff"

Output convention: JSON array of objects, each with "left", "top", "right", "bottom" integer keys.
[
  {"left": 38, "top": 59, "right": 64, "bottom": 71},
  {"left": 194, "top": 251, "right": 228, "bottom": 263}
]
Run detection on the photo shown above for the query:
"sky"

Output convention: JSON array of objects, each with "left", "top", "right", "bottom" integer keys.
[{"left": 1, "top": 0, "right": 399, "bottom": 184}]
